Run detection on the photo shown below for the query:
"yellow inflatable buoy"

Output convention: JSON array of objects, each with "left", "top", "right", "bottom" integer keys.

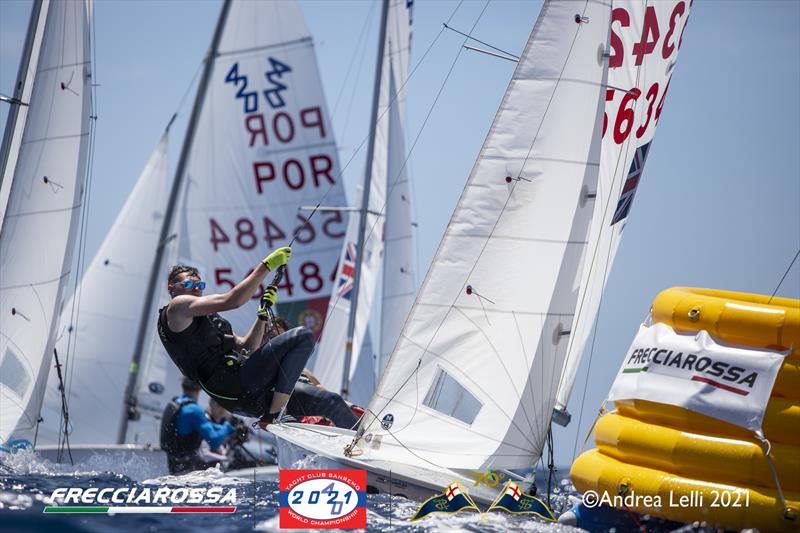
[{"left": 571, "top": 287, "right": 800, "bottom": 531}]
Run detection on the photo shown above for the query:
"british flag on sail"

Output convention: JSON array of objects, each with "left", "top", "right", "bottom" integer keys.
[
  {"left": 611, "top": 141, "right": 651, "bottom": 225},
  {"left": 336, "top": 242, "right": 357, "bottom": 300}
]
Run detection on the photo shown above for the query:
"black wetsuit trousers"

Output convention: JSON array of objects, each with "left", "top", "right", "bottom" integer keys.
[
  {"left": 286, "top": 382, "right": 359, "bottom": 429},
  {"left": 212, "top": 326, "right": 314, "bottom": 418}
]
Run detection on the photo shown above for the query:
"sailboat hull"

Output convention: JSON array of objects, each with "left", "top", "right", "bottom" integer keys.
[{"left": 269, "top": 423, "right": 501, "bottom": 505}]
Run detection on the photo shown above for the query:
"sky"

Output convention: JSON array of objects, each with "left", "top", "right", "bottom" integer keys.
[{"left": 1, "top": 0, "right": 798, "bottom": 467}]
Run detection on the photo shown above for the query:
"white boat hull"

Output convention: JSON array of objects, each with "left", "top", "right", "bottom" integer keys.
[{"left": 269, "top": 423, "right": 501, "bottom": 504}]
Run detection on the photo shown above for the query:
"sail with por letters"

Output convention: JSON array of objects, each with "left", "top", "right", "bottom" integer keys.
[
  {"left": 38, "top": 133, "right": 171, "bottom": 446},
  {"left": 555, "top": 0, "right": 692, "bottom": 417},
  {"left": 0, "top": 0, "right": 92, "bottom": 444},
  {"left": 181, "top": 0, "right": 347, "bottom": 336},
  {"left": 313, "top": 0, "right": 412, "bottom": 399},
  {"left": 357, "top": 0, "right": 610, "bottom": 470}
]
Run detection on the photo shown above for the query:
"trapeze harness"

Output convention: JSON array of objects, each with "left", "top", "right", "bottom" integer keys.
[{"left": 157, "top": 306, "right": 244, "bottom": 405}]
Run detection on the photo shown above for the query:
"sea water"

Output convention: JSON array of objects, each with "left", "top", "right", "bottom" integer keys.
[{"left": 1, "top": 449, "right": 719, "bottom": 532}]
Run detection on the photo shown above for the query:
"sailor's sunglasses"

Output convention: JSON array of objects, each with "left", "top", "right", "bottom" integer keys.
[{"left": 178, "top": 279, "right": 206, "bottom": 290}]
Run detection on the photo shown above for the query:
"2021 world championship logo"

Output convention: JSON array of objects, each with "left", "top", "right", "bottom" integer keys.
[{"left": 279, "top": 470, "right": 366, "bottom": 529}]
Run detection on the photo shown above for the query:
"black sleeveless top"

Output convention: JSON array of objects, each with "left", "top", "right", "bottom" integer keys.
[{"left": 157, "top": 306, "right": 235, "bottom": 383}]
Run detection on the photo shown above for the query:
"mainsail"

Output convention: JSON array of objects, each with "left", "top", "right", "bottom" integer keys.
[
  {"left": 554, "top": 0, "right": 692, "bottom": 418},
  {"left": 38, "top": 133, "right": 171, "bottom": 446},
  {"left": 378, "top": 68, "right": 415, "bottom": 383},
  {"left": 0, "top": 0, "right": 93, "bottom": 444},
  {"left": 314, "top": 0, "right": 413, "bottom": 402},
  {"left": 180, "top": 0, "right": 347, "bottom": 336},
  {"left": 357, "top": 0, "right": 610, "bottom": 470},
  {"left": 0, "top": 0, "right": 46, "bottom": 231}
]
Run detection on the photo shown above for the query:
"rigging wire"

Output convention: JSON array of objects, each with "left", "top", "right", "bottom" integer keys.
[
  {"left": 338, "top": 12, "right": 376, "bottom": 151},
  {"left": 769, "top": 248, "right": 800, "bottom": 304},
  {"left": 60, "top": 4, "right": 100, "bottom": 452},
  {"left": 304, "top": 0, "right": 467, "bottom": 345},
  {"left": 330, "top": 1, "right": 377, "bottom": 121}
]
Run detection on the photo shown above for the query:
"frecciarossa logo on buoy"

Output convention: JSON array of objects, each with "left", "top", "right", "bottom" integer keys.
[{"left": 623, "top": 347, "right": 758, "bottom": 396}]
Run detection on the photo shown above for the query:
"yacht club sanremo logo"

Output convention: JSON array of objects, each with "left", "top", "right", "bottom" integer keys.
[{"left": 279, "top": 469, "right": 366, "bottom": 529}]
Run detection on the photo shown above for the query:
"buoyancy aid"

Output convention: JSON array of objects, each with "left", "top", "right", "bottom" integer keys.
[{"left": 157, "top": 306, "right": 242, "bottom": 399}]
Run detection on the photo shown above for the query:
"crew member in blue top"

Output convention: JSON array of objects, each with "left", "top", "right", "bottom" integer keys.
[{"left": 159, "top": 377, "right": 234, "bottom": 474}]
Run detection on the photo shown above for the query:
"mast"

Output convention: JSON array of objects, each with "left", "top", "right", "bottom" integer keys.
[
  {"left": 0, "top": 0, "right": 44, "bottom": 205},
  {"left": 340, "top": 0, "right": 390, "bottom": 399},
  {"left": 116, "top": 0, "right": 233, "bottom": 444}
]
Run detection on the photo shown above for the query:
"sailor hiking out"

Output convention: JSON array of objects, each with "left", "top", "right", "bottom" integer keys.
[{"left": 156, "top": 246, "right": 314, "bottom": 429}]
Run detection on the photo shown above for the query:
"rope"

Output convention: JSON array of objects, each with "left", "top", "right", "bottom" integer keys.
[
  {"left": 755, "top": 432, "right": 796, "bottom": 521},
  {"left": 53, "top": 348, "right": 74, "bottom": 465},
  {"left": 769, "top": 248, "right": 800, "bottom": 304}
]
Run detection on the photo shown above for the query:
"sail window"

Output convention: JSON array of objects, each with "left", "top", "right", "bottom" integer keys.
[
  {"left": 0, "top": 348, "right": 30, "bottom": 398},
  {"left": 423, "top": 368, "right": 482, "bottom": 425}
]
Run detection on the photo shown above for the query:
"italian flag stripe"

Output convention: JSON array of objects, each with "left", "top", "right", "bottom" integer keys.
[{"left": 44, "top": 506, "right": 236, "bottom": 514}]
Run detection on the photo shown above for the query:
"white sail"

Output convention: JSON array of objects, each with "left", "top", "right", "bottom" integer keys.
[
  {"left": 37, "top": 134, "right": 171, "bottom": 446},
  {"left": 314, "top": 0, "right": 412, "bottom": 397},
  {"left": 0, "top": 0, "right": 92, "bottom": 444},
  {"left": 358, "top": 0, "right": 610, "bottom": 470},
  {"left": 378, "top": 69, "right": 415, "bottom": 381},
  {"left": 555, "top": 0, "right": 692, "bottom": 416},
  {"left": 0, "top": 1, "right": 47, "bottom": 232},
  {"left": 180, "top": 0, "right": 347, "bottom": 337},
  {"left": 125, "top": 183, "right": 189, "bottom": 446}
]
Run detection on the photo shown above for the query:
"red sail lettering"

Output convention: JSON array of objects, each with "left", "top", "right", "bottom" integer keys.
[
  {"left": 310, "top": 154, "right": 334, "bottom": 186},
  {"left": 273, "top": 112, "right": 295, "bottom": 143},
  {"left": 300, "top": 106, "right": 326, "bottom": 138},
  {"left": 246, "top": 114, "right": 268, "bottom": 147},
  {"left": 253, "top": 161, "right": 275, "bottom": 194}
]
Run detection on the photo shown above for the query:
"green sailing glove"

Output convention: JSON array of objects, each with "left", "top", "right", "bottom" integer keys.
[
  {"left": 262, "top": 246, "right": 291, "bottom": 271},
  {"left": 257, "top": 286, "right": 278, "bottom": 321}
]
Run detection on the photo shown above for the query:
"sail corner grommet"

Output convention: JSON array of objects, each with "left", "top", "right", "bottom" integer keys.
[{"left": 688, "top": 306, "right": 702, "bottom": 322}]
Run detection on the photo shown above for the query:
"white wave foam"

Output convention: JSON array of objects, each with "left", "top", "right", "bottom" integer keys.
[{"left": 142, "top": 463, "right": 247, "bottom": 486}]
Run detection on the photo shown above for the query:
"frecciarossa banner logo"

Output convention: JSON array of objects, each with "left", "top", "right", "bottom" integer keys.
[
  {"left": 623, "top": 345, "right": 759, "bottom": 395},
  {"left": 609, "top": 323, "right": 788, "bottom": 433}
]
